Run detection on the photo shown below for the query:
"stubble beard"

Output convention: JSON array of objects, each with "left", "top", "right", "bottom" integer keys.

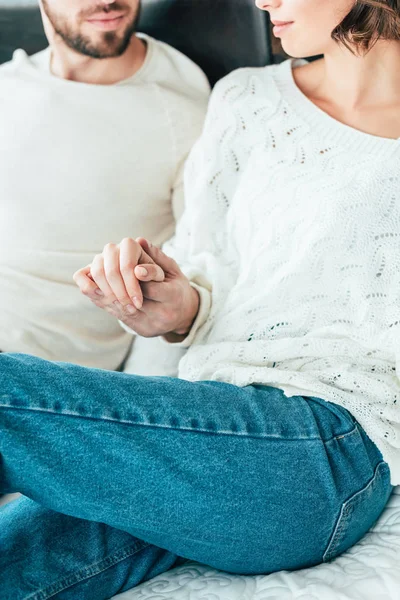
[{"left": 41, "top": 1, "right": 141, "bottom": 59}]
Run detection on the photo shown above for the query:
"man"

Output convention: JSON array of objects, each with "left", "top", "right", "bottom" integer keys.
[{"left": 0, "top": 0, "right": 210, "bottom": 370}]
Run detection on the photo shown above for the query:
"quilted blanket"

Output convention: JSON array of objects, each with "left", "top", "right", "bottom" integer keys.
[{"left": 114, "top": 486, "right": 400, "bottom": 600}]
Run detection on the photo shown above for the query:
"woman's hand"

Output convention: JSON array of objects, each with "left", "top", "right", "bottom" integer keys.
[{"left": 73, "top": 237, "right": 200, "bottom": 339}]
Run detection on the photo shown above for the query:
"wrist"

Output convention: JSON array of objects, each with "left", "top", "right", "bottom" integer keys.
[{"left": 164, "top": 286, "right": 200, "bottom": 342}]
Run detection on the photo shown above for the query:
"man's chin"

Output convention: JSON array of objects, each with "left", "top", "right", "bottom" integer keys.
[
  {"left": 79, "top": 11, "right": 139, "bottom": 58},
  {"left": 63, "top": 29, "right": 134, "bottom": 59},
  {"left": 89, "top": 37, "right": 132, "bottom": 59}
]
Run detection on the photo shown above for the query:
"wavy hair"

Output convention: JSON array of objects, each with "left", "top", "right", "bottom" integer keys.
[{"left": 332, "top": 0, "right": 400, "bottom": 53}]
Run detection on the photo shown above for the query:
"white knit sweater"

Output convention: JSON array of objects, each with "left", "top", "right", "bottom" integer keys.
[{"left": 162, "top": 58, "right": 400, "bottom": 485}]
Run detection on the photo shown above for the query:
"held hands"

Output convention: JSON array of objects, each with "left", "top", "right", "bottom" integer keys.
[{"left": 73, "top": 237, "right": 199, "bottom": 340}]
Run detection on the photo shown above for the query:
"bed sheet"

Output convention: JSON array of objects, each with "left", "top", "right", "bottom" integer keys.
[{"left": 114, "top": 486, "right": 400, "bottom": 600}]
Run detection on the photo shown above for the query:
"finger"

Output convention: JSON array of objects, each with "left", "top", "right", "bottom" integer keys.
[
  {"left": 90, "top": 254, "right": 117, "bottom": 302},
  {"left": 140, "top": 280, "right": 170, "bottom": 303},
  {"left": 135, "top": 238, "right": 168, "bottom": 270},
  {"left": 73, "top": 265, "right": 104, "bottom": 299},
  {"left": 136, "top": 238, "right": 181, "bottom": 276},
  {"left": 103, "top": 243, "right": 136, "bottom": 311},
  {"left": 134, "top": 263, "right": 165, "bottom": 283},
  {"left": 118, "top": 237, "right": 146, "bottom": 308}
]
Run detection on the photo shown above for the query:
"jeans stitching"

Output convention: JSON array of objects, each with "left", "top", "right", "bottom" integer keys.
[
  {"left": 322, "top": 502, "right": 349, "bottom": 562},
  {"left": 322, "top": 460, "right": 387, "bottom": 562},
  {"left": 24, "top": 539, "right": 152, "bottom": 600},
  {"left": 323, "top": 425, "right": 358, "bottom": 445},
  {"left": 0, "top": 404, "right": 322, "bottom": 441}
]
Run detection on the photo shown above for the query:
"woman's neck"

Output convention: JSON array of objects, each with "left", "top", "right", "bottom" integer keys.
[
  {"left": 292, "top": 40, "right": 400, "bottom": 139},
  {"left": 312, "top": 41, "right": 400, "bottom": 110}
]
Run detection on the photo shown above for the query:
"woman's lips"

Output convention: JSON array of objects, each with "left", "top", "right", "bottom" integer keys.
[
  {"left": 272, "top": 21, "right": 294, "bottom": 37},
  {"left": 86, "top": 14, "right": 126, "bottom": 31}
]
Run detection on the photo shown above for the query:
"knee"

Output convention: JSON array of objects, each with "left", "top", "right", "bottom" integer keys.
[{"left": 0, "top": 495, "right": 58, "bottom": 552}]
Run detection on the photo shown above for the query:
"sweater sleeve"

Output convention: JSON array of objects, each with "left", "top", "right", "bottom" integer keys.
[{"left": 161, "top": 72, "right": 251, "bottom": 346}]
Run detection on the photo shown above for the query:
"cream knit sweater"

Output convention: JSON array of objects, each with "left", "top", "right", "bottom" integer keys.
[
  {"left": 162, "top": 59, "right": 400, "bottom": 485},
  {"left": 0, "top": 34, "right": 209, "bottom": 369}
]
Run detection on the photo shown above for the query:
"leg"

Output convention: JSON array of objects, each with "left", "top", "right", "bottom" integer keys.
[
  {"left": 0, "top": 495, "right": 187, "bottom": 600},
  {"left": 0, "top": 354, "right": 393, "bottom": 586}
]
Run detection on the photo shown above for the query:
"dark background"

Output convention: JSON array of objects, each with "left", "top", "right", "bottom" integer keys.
[{"left": 0, "top": 0, "right": 280, "bottom": 86}]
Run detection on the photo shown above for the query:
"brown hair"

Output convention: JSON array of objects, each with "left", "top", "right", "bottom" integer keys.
[{"left": 332, "top": 0, "right": 400, "bottom": 53}]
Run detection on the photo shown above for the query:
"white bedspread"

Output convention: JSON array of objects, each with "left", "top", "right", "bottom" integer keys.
[{"left": 114, "top": 486, "right": 400, "bottom": 600}]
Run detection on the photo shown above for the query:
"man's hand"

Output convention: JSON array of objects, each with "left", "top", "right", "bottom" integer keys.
[{"left": 73, "top": 237, "right": 200, "bottom": 339}]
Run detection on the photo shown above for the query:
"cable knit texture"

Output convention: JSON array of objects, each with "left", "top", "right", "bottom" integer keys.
[{"left": 163, "top": 58, "right": 400, "bottom": 485}]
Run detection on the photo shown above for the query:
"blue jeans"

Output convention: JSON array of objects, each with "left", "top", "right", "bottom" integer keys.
[{"left": 0, "top": 353, "right": 393, "bottom": 600}]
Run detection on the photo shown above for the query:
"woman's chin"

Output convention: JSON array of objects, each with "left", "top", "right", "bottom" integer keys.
[{"left": 279, "top": 39, "right": 323, "bottom": 59}]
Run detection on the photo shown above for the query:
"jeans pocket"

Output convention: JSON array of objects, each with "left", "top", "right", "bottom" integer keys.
[{"left": 323, "top": 460, "right": 392, "bottom": 562}]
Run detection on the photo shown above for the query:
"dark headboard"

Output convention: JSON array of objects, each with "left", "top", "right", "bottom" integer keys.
[{"left": 0, "top": 0, "right": 274, "bottom": 85}]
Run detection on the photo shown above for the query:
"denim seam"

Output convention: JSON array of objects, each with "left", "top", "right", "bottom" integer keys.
[
  {"left": 24, "top": 539, "right": 152, "bottom": 600},
  {"left": 0, "top": 404, "right": 323, "bottom": 441},
  {"left": 323, "top": 425, "right": 358, "bottom": 445},
  {"left": 322, "top": 460, "right": 386, "bottom": 562}
]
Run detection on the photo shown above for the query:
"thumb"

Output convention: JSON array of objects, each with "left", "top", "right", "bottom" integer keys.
[
  {"left": 134, "top": 263, "right": 165, "bottom": 283},
  {"left": 136, "top": 238, "right": 181, "bottom": 276}
]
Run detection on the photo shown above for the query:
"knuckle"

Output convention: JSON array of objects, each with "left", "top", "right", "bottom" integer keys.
[
  {"left": 121, "top": 237, "right": 135, "bottom": 246},
  {"left": 104, "top": 299, "right": 117, "bottom": 309},
  {"left": 104, "top": 242, "right": 117, "bottom": 252},
  {"left": 135, "top": 236, "right": 148, "bottom": 246},
  {"left": 81, "top": 284, "right": 94, "bottom": 296},
  {"left": 93, "top": 253, "right": 102, "bottom": 262},
  {"left": 93, "top": 300, "right": 105, "bottom": 308},
  {"left": 120, "top": 261, "right": 135, "bottom": 273}
]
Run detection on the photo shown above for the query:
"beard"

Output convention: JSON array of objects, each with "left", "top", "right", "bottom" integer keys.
[{"left": 41, "top": 1, "right": 141, "bottom": 59}]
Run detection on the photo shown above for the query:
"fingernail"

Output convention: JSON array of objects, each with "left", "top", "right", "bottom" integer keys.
[
  {"left": 136, "top": 267, "right": 147, "bottom": 277},
  {"left": 95, "top": 289, "right": 104, "bottom": 296},
  {"left": 126, "top": 305, "right": 136, "bottom": 314},
  {"left": 133, "top": 297, "right": 142, "bottom": 309}
]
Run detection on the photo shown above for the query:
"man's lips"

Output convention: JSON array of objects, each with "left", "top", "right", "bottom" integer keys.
[
  {"left": 87, "top": 11, "right": 125, "bottom": 21},
  {"left": 86, "top": 12, "right": 127, "bottom": 30}
]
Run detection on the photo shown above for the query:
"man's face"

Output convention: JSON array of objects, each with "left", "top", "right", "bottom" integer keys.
[{"left": 40, "top": 0, "right": 141, "bottom": 59}]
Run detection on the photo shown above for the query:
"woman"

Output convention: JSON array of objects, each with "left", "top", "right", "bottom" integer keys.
[{"left": 1, "top": 1, "right": 399, "bottom": 597}]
